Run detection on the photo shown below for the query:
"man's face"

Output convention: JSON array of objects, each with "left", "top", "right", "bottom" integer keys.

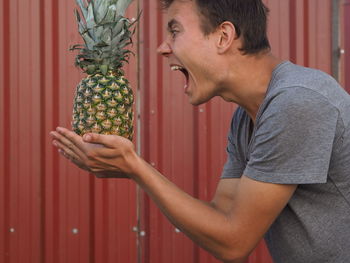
[{"left": 157, "top": 0, "right": 219, "bottom": 105}]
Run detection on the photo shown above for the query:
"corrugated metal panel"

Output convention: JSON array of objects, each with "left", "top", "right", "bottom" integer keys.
[
  {"left": 0, "top": 0, "right": 341, "bottom": 263},
  {"left": 267, "top": 0, "right": 332, "bottom": 72},
  {"left": 0, "top": 0, "right": 138, "bottom": 262},
  {"left": 0, "top": 0, "right": 8, "bottom": 262},
  {"left": 139, "top": 1, "right": 333, "bottom": 263},
  {"left": 0, "top": 0, "right": 43, "bottom": 262}
]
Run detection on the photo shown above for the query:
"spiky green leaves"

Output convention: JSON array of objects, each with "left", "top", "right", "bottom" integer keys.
[
  {"left": 75, "top": 0, "right": 133, "bottom": 23},
  {"left": 76, "top": 0, "right": 88, "bottom": 18},
  {"left": 71, "top": 0, "right": 138, "bottom": 75}
]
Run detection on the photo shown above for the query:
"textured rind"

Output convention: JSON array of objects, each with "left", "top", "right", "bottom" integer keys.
[{"left": 72, "top": 72, "right": 134, "bottom": 140}]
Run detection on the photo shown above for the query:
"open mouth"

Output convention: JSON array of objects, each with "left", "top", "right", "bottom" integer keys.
[{"left": 171, "top": 65, "right": 189, "bottom": 90}]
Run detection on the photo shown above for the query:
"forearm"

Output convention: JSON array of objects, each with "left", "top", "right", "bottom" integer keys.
[{"left": 130, "top": 157, "right": 244, "bottom": 261}]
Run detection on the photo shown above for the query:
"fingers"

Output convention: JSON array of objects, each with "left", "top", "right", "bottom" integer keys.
[
  {"left": 54, "top": 139, "right": 80, "bottom": 162},
  {"left": 56, "top": 127, "right": 85, "bottom": 150},
  {"left": 50, "top": 128, "right": 111, "bottom": 160},
  {"left": 50, "top": 130, "right": 86, "bottom": 161},
  {"left": 51, "top": 134, "right": 91, "bottom": 171}
]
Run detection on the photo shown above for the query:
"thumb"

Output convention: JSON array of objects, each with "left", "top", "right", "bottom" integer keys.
[
  {"left": 83, "top": 133, "right": 105, "bottom": 144},
  {"left": 82, "top": 133, "right": 118, "bottom": 148}
]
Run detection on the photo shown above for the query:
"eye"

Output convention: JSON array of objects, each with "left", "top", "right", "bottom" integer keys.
[{"left": 169, "top": 29, "right": 179, "bottom": 39}]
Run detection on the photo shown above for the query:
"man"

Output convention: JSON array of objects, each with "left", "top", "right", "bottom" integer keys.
[{"left": 50, "top": 0, "right": 350, "bottom": 262}]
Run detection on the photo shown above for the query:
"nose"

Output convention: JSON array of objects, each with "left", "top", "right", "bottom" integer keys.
[{"left": 157, "top": 40, "right": 172, "bottom": 57}]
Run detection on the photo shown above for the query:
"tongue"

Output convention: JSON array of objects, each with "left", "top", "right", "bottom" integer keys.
[
  {"left": 183, "top": 75, "right": 189, "bottom": 91},
  {"left": 180, "top": 69, "right": 189, "bottom": 90}
]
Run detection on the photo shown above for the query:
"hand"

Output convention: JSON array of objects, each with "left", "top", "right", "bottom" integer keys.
[{"left": 50, "top": 127, "right": 138, "bottom": 179}]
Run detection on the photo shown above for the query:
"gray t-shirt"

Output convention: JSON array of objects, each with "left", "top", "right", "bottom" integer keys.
[{"left": 221, "top": 61, "right": 350, "bottom": 263}]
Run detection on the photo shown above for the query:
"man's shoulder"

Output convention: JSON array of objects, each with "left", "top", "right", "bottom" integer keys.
[
  {"left": 267, "top": 62, "right": 348, "bottom": 108},
  {"left": 271, "top": 62, "right": 338, "bottom": 90}
]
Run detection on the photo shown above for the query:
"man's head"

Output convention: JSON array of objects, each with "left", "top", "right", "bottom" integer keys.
[
  {"left": 157, "top": 0, "right": 275, "bottom": 107},
  {"left": 159, "top": 0, "right": 270, "bottom": 55}
]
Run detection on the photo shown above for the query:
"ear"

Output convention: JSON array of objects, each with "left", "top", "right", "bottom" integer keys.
[{"left": 216, "top": 21, "right": 236, "bottom": 54}]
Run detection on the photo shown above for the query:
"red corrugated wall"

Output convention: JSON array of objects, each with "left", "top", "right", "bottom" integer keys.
[{"left": 0, "top": 0, "right": 345, "bottom": 263}]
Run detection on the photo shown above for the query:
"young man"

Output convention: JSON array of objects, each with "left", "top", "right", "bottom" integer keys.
[{"left": 50, "top": 0, "right": 350, "bottom": 262}]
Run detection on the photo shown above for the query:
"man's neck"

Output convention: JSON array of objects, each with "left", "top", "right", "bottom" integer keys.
[{"left": 218, "top": 52, "right": 282, "bottom": 122}]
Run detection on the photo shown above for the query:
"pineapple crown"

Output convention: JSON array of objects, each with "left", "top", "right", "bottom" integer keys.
[{"left": 71, "top": 0, "right": 139, "bottom": 75}]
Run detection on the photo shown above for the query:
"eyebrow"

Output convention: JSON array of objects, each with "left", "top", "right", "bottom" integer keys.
[{"left": 167, "top": 19, "right": 180, "bottom": 31}]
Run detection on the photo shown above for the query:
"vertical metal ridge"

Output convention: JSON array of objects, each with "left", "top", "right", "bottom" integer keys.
[
  {"left": 0, "top": 0, "right": 4, "bottom": 257},
  {"left": 140, "top": 1, "right": 151, "bottom": 262},
  {"left": 192, "top": 107, "right": 200, "bottom": 199},
  {"left": 10, "top": 0, "right": 20, "bottom": 261},
  {"left": 102, "top": 181, "right": 109, "bottom": 263},
  {"left": 344, "top": 0, "right": 350, "bottom": 91},
  {"left": 2, "top": 0, "right": 11, "bottom": 261},
  {"left": 135, "top": 0, "right": 143, "bottom": 262},
  {"left": 303, "top": 0, "right": 310, "bottom": 67},
  {"left": 156, "top": 9, "right": 164, "bottom": 173},
  {"left": 332, "top": 0, "right": 341, "bottom": 80},
  {"left": 205, "top": 102, "right": 212, "bottom": 193},
  {"left": 51, "top": 0, "right": 60, "bottom": 262},
  {"left": 39, "top": 0, "right": 46, "bottom": 262},
  {"left": 141, "top": 0, "right": 151, "bottom": 162},
  {"left": 88, "top": 175, "right": 95, "bottom": 263},
  {"left": 192, "top": 104, "right": 200, "bottom": 263},
  {"left": 289, "top": 0, "right": 297, "bottom": 63}
]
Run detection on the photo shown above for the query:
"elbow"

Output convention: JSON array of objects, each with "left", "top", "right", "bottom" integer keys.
[
  {"left": 200, "top": 219, "right": 254, "bottom": 262},
  {"left": 215, "top": 253, "right": 247, "bottom": 263},
  {"left": 212, "top": 246, "right": 249, "bottom": 263}
]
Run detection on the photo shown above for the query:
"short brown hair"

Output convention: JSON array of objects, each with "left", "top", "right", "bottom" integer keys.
[{"left": 160, "top": 0, "right": 271, "bottom": 55}]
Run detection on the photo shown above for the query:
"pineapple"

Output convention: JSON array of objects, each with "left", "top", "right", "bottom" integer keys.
[{"left": 70, "top": 0, "right": 137, "bottom": 140}]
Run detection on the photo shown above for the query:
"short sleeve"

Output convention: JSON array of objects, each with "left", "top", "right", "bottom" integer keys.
[
  {"left": 221, "top": 110, "right": 246, "bottom": 179},
  {"left": 244, "top": 87, "right": 339, "bottom": 184}
]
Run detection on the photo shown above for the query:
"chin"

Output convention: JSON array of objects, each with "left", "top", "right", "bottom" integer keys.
[
  {"left": 190, "top": 101, "right": 202, "bottom": 106},
  {"left": 188, "top": 96, "right": 208, "bottom": 106}
]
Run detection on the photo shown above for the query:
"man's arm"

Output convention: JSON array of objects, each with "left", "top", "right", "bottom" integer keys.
[
  {"left": 50, "top": 128, "right": 296, "bottom": 262},
  {"left": 134, "top": 163, "right": 296, "bottom": 262}
]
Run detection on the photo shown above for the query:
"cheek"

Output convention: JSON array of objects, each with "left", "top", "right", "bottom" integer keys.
[
  {"left": 171, "top": 36, "right": 187, "bottom": 52},
  {"left": 192, "top": 64, "right": 214, "bottom": 85}
]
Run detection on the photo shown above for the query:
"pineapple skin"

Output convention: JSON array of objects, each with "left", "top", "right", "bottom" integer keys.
[{"left": 72, "top": 71, "right": 134, "bottom": 140}]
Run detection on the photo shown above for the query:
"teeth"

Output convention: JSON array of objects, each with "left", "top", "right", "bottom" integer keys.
[{"left": 171, "top": 65, "right": 183, "bottom": 71}]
